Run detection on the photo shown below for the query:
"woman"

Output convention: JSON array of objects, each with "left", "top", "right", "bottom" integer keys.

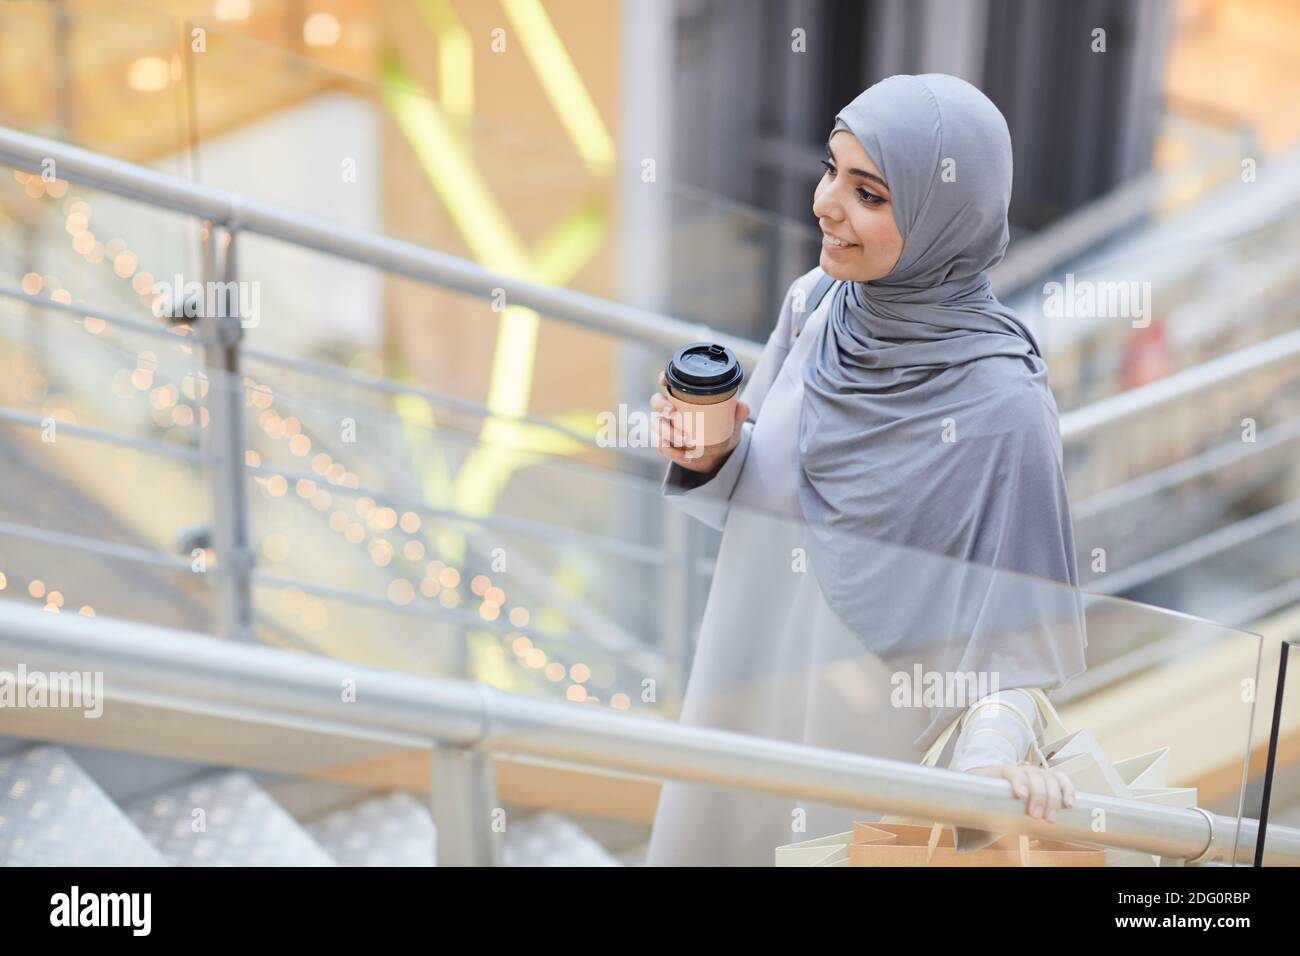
[{"left": 646, "top": 74, "right": 1087, "bottom": 866}]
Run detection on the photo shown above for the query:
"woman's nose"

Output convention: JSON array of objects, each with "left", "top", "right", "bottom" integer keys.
[{"left": 812, "top": 187, "right": 841, "bottom": 223}]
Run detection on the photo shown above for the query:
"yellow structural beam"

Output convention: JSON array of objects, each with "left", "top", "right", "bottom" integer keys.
[
  {"left": 416, "top": 0, "right": 476, "bottom": 119},
  {"left": 380, "top": 53, "right": 610, "bottom": 545},
  {"left": 500, "top": 0, "right": 617, "bottom": 167},
  {"left": 377, "top": 5, "right": 618, "bottom": 654}
]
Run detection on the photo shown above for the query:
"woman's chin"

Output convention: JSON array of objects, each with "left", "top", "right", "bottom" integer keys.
[
  {"left": 818, "top": 253, "right": 854, "bottom": 280},
  {"left": 819, "top": 252, "right": 880, "bottom": 282}
]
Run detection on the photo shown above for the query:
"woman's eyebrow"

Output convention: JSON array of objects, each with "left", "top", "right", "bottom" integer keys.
[{"left": 825, "top": 142, "right": 889, "bottom": 190}]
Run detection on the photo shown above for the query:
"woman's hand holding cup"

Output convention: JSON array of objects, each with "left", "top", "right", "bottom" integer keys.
[{"left": 652, "top": 371, "right": 748, "bottom": 475}]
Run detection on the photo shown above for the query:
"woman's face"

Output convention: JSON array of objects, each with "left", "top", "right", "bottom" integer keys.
[{"left": 812, "top": 130, "right": 904, "bottom": 281}]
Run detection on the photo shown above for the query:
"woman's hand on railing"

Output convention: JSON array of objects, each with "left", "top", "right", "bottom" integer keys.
[
  {"left": 651, "top": 371, "right": 749, "bottom": 475},
  {"left": 965, "top": 764, "right": 1076, "bottom": 823}
]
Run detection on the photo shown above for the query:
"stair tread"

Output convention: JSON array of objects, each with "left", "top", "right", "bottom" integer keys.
[
  {"left": 122, "top": 770, "right": 335, "bottom": 867},
  {"left": 0, "top": 745, "right": 164, "bottom": 867},
  {"left": 307, "top": 793, "right": 622, "bottom": 867}
]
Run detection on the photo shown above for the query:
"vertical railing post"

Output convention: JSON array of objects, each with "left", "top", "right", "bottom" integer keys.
[
  {"left": 201, "top": 223, "right": 256, "bottom": 642},
  {"left": 431, "top": 744, "right": 504, "bottom": 866}
]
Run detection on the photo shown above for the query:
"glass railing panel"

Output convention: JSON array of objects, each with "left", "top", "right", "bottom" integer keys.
[
  {"left": 0, "top": 155, "right": 215, "bottom": 634},
  {"left": 0, "top": 294, "right": 214, "bottom": 632},
  {"left": 219, "top": 348, "right": 691, "bottom": 704},
  {"left": 0, "top": 144, "right": 201, "bottom": 340},
  {"left": 639, "top": 499, "right": 1263, "bottom": 866}
]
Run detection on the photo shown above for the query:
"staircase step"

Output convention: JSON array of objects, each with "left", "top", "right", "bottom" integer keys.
[
  {"left": 307, "top": 791, "right": 436, "bottom": 866},
  {"left": 305, "top": 791, "right": 622, "bottom": 866},
  {"left": 122, "top": 771, "right": 335, "bottom": 866},
  {"left": 504, "top": 811, "right": 621, "bottom": 867},
  {"left": 0, "top": 745, "right": 164, "bottom": 866}
]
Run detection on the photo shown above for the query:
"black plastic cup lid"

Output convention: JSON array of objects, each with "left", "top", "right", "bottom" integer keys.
[{"left": 665, "top": 343, "right": 744, "bottom": 396}]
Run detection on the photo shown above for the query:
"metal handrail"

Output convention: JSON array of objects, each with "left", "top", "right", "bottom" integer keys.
[
  {"left": 0, "top": 406, "right": 202, "bottom": 462},
  {"left": 0, "top": 127, "right": 761, "bottom": 364},
  {"left": 1073, "top": 415, "right": 1300, "bottom": 520},
  {"left": 1059, "top": 327, "right": 1300, "bottom": 445},
  {"left": 1088, "top": 497, "right": 1300, "bottom": 597},
  {"left": 0, "top": 519, "right": 191, "bottom": 573},
  {"left": 1, "top": 599, "right": 1293, "bottom": 866}
]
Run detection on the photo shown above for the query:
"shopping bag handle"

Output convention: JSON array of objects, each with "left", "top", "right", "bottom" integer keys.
[
  {"left": 918, "top": 687, "right": 1067, "bottom": 770},
  {"left": 911, "top": 688, "right": 1069, "bottom": 864}
]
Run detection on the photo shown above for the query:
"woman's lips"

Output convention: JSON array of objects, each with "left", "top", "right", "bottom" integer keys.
[{"left": 822, "top": 232, "right": 858, "bottom": 251}]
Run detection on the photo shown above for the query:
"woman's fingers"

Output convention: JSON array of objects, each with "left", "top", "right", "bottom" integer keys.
[
  {"left": 735, "top": 399, "right": 750, "bottom": 423},
  {"left": 651, "top": 370, "right": 733, "bottom": 471},
  {"left": 657, "top": 431, "right": 710, "bottom": 469},
  {"left": 651, "top": 374, "right": 703, "bottom": 466},
  {"left": 658, "top": 416, "right": 708, "bottom": 463},
  {"left": 650, "top": 390, "right": 676, "bottom": 417},
  {"left": 656, "top": 414, "right": 685, "bottom": 448},
  {"left": 1043, "top": 771, "right": 1063, "bottom": 822},
  {"left": 656, "top": 428, "right": 688, "bottom": 458},
  {"left": 1009, "top": 765, "right": 1071, "bottom": 821},
  {"left": 970, "top": 764, "right": 1074, "bottom": 823},
  {"left": 1056, "top": 769, "right": 1076, "bottom": 809},
  {"left": 650, "top": 374, "right": 680, "bottom": 424},
  {"left": 1024, "top": 767, "right": 1047, "bottom": 819},
  {"left": 1007, "top": 765, "right": 1029, "bottom": 799}
]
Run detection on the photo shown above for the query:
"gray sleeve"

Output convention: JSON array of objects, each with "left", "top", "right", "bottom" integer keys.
[
  {"left": 656, "top": 270, "right": 818, "bottom": 532},
  {"left": 657, "top": 268, "right": 823, "bottom": 532},
  {"left": 660, "top": 420, "right": 754, "bottom": 532},
  {"left": 950, "top": 689, "right": 1044, "bottom": 853},
  {"left": 741, "top": 268, "right": 822, "bottom": 420}
]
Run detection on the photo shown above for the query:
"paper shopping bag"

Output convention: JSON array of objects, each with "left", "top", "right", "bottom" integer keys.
[
  {"left": 1041, "top": 729, "right": 1131, "bottom": 794},
  {"left": 1130, "top": 787, "right": 1198, "bottom": 809},
  {"left": 848, "top": 822, "right": 1104, "bottom": 868},
  {"left": 774, "top": 830, "right": 852, "bottom": 867},
  {"left": 1113, "top": 748, "right": 1171, "bottom": 789},
  {"left": 1046, "top": 744, "right": 1197, "bottom": 866}
]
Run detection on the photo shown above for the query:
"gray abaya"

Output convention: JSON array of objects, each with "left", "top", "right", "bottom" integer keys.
[
  {"left": 645, "top": 266, "right": 1086, "bottom": 866},
  {"left": 646, "top": 74, "right": 1087, "bottom": 866}
]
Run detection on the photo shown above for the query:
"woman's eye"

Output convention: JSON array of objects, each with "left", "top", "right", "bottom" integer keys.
[{"left": 822, "top": 159, "right": 884, "bottom": 206}]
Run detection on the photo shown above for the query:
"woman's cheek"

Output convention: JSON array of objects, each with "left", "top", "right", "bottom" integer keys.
[{"left": 856, "top": 215, "right": 902, "bottom": 276}]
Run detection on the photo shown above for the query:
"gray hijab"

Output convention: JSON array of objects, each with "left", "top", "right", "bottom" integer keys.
[{"left": 797, "top": 74, "right": 1085, "bottom": 707}]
